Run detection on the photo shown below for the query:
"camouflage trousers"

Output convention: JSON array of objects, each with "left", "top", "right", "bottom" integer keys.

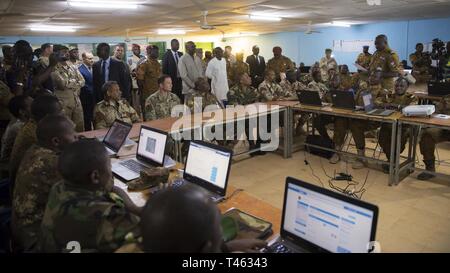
[
  {"left": 349, "top": 120, "right": 379, "bottom": 150},
  {"left": 379, "top": 124, "right": 409, "bottom": 160},
  {"left": 419, "top": 128, "right": 450, "bottom": 161},
  {"left": 55, "top": 90, "right": 85, "bottom": 132}
]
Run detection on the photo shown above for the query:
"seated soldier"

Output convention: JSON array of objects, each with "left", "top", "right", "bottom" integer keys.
[
  {"left": 140, "top": 183, "right": 267, "bottom": 253},
  {"left": 348, "top": 70, "right": 388, "bottom": 169},
  {"left": 228, "top": 73, "right": 265, "bottom": 156},
  {"left": 9, "top": 95, "right": 63, "bottom": 189},
  {"left": 417, "top": 97, "right": 450, "bottom": 180},
  {"left": 308, "top": 69, "right": 333, "bottom": 142},
  {"left": 338, "top": 65, "right": 356, "bottom": 91},
  {"left": 1, "top": 95, "right": 33, "bottom": 161},
  {"left": 230, "top": 52, "right": 250, "bottom": 87},
  {"left": 12, "top": 114, "right": 77, "bottom": 252},
  {"left": 144, "top": 74, "right": 181, "bottom": 121},
  {"left": 409, "top": 43, "right": 431, "bottom": 83},
  {"left": 258, "top": 69, "right": 291, "bottom": 102},
  {"left": 378, "top": 77, "right": 416, "bottom": 173},
  {"left": 93, "top": 81, "right": 141, "bottom": 129},
  {"left": 39, "top": 139, "right": 141, "bottom": 252},
  {"left": 185, "top": 77, "right": 223, "bottom": 113}
]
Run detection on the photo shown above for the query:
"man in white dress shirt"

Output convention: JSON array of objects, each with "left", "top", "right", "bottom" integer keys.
[{"left": 205, "top": 47, "right": 229, "bottom": 105}]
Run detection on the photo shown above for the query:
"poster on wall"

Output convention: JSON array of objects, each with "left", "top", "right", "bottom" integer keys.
[{"left": 333, "top": 40, "right": 374, "bottom": 52}]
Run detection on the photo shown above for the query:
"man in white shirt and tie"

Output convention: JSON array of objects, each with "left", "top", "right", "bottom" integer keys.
[
  {"left": 206, "top": 47, "right": 229, "bottom": 105},
  {"left": 79, "top": 52, "right": 94, "bottom": 130},
  {"left": 162, "top": 39, "right": 183, "bottom": 101},
  {"left": 246, "top": 45, "right": 266, "bottom": 88}
]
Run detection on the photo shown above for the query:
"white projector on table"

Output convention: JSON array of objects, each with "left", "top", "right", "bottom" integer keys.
[{"left": 402, "top": 105, "right": 435, "bottom": 117}]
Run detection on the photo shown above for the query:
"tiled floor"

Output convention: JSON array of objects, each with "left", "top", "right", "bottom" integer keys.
[{"left": 228, "top": 140, "right": 450, "bottom": 253}]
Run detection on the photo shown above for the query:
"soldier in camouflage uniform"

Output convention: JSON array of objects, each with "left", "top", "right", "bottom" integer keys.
[
  {"left": 258, "top": 69, "right": 291, "bottom": 102},
  {"left": 144, "top": 75, "right": 181, "bottom": 121},
  {"left": 338, "top": 65, "right": 356, "bottom": 91},
  {"left": 266, "top": 46, "right": 295, "bottom": 82},
  {"left": 0, "top": 80, "right": 13, "bottom": 141},
  {"left": 9, "top": 95, "right": 63, "bottom": 188},
  {"left": 356, "top": 46, "right": 372, "bottom": 77},
  {"left": 137, "top": 45, "right": 162, "bottom": 117},
  {"left": 185, "top": 77, "right": 223, "bottom": 113},
  {"left": 368, "top": 35, "right": 400, "bottom": 93},
  {"left": 319, "top": 49, "right": 338, "bottom": 82},
  {"left": 51, "top": 45, "right": 85, "bottom": 132},
  {"left": 39, "top": 140, "right": 141, "bottom": 252},
  {"left": 308, "top": 70, "right": 333, "bottom": 141},
  {"left": 378, "top": 77, "right": 417, "bottom": 173},
  {"left": 227, "top": 73, "right": 265, "bottom": 156},
  {"left": 93, "top": 81, "right": 141, "bottom": 129},
  {"left": 230, "top": 53, "right": 250, "bottom": 86},
  {"left": 409, "top": 43, "right": 432, "bottom": 83},
  {"left": 348, "top": 71, "right": 389, "bottom": 169},
  {"left": 12, "top": 115, "right": 77, "bottom": 251},
  {"left": 418, "top": 96, "right": 450, "bottom": 180}
]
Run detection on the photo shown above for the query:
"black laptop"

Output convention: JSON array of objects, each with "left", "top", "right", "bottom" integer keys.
[
  {"left": 167, "top": 140, "right": 233, "bottom": 203},
  {"left": 331, "top": 90, "right": 356, "bottom": 110},
  {"left": 428, "top": 81, "right": 450, "bottom": 96},
  {"left": 262, "top": 177, "right": 379, "bottom": 253},
  {"left": 297, "top": 90, "right": 324, "bottom": 106},
  {"left": 100, "top": 119, "right": 132, "bottom": 157}
]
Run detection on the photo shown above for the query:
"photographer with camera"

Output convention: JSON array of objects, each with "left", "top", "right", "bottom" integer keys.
[
  {"left": 409, "top": 43, "right": 432, "bottom": 83},
  {"left": 429, "top": 39, "right": 449, "bottom": 81}
]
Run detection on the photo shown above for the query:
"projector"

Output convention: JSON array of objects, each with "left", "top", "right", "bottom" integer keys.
[{"left": 402, "top": 105, "right": 435, "bottom": 117}]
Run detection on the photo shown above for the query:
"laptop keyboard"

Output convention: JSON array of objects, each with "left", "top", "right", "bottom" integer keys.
[
  {"left": 119, "top": 159, "right": 147, "bottom": 173},
  {"left": 262, "top": 242, "right": 293, "bottom": 253}
]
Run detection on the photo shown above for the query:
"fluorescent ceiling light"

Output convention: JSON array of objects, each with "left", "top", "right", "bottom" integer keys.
[
  {"left": 67, "top": 0, "right": 141, "bottom": 9},
  {"left": 249, "top": 15, "right": 282, "bottom": 21},
  {"left": 331, "top": 21, "right": 352, "bottom": 27},
  {"left": 30, "top": 25, "right": 77, "bottom": 32},
  {"left": 224, "top": 32, "right": 259, "bottom": 38},
  {"left": 157, "top": 29, "right": 186, "bottom": 35}
]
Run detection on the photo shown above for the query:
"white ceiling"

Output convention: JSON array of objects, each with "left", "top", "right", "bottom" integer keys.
[{"left": 1, "top": 0, "right": 450, "bottom": 37}]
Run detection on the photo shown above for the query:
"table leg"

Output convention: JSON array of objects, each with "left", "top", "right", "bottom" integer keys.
[
  {"left": 394, "top": 121, "right": 402, "bottom": 185},
  {"left": 389, "top": 120, "right": 398, "bottom": 186}
]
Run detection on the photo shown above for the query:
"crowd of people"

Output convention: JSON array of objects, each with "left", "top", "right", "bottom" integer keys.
[{"left": 0, "top": 34, "right": 449, "bottom": 253}]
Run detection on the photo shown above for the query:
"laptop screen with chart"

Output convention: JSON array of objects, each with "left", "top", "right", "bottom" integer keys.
[
  {"left": 184, "top": 141, "right": 232, "bottom": 195},
  {"left": 136, "top": 126, "right": 167, "bottom": 166},
  {"left": 282, "top": 180, "right": 377, "bottom": 253}
]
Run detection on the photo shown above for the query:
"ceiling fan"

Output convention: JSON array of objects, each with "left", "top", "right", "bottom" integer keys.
[
  {"left": 304, "top": 21, "right": 321, "bottom": 34},
  {"left": 198, "top": 10, "right": 229, "bottom": 30}
]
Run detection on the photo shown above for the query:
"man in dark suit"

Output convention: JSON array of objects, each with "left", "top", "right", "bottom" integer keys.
[
  {"left": 162, "top": 39, "right": 183, "bottom": 101},
  {"left": 79, "top": 52, "right": 95, "bottom": 131},
  {"left": 246, "top": 45, "right": 266, "bottom": 88},
  {"left": 93, "top": 43, "right": 130, "bottom": 103}
]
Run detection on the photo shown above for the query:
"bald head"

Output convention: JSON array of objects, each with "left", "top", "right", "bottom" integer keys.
[{"left": 141, "top": 184, "right": 223, "bottom": 253}]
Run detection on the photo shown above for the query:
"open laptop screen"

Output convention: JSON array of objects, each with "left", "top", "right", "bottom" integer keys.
[
  {"left": 282, "top": 178, "right": 378, "bottom": 253},
  {"left": 103, "top": 120, "right": 132, "bottom": 152},
  {"left": 137, "top": 126, "right": 167, "bottom": 165},
  {"left": 184, "top": 141, "right": 232, "bottom": 194}
]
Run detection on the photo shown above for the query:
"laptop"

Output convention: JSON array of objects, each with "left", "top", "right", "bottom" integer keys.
[
  {"left": 169, "top": 141, "right": 233, "bottom": 203},
  {"left": 297, "top": 90, "right": 324, "bottom": 106},
  {"left": 262, "top": 177, "right": 378, "bottom": 253},
  {"left": 330, "top": 90, "right": 356, "bottom": 110},
  {"left": 100, "top": 120, "right": 132, "bottom": 157},
  {"left": 428, "top": 81, "right": 450, "bottom": 96},
  {"left": 361, "top": 92, "right": 395, "bottom": 116},
  {"left": 112, "top": 125, "right": 175, "bottom": 181}
]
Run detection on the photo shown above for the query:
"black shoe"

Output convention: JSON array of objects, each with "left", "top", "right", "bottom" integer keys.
[{"left": 417, "top": 171, "right": 435, "bottom": 181}]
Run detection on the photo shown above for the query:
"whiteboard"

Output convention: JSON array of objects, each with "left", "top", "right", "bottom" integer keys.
[{"left": 333, "top": 40, "right": 374, "bottom": 52}]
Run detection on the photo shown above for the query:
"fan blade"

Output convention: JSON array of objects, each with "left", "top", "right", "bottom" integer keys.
[{"left": 210, "top": 23, "right": 229, "bottom": 27}]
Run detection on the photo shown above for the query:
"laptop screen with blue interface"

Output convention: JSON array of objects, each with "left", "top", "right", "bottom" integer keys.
[
  {"left": 283, "top": 183, "right": 375, "bottom": 253},
  {"left": 184, "top": 142, "right": 231, "bottom": 190}
]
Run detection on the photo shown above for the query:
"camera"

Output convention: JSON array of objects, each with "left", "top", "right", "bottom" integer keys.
[{"left": 431, "top": 38, "right": 446, "bottom": 60}]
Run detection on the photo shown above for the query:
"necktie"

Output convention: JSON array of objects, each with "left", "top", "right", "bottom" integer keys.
[
  {"left": 102, "top": 60, "right": 106, "bottom": 83},
  {"left": 174, "top": 52, "right": 179, "bottom": 64}
]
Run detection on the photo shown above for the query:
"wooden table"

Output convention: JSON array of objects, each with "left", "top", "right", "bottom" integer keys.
[
  {"left": 113, "top": 161, "right": 282, "bottom": 240},
  {"left": 292, "top": 104, "right": 402, "bottom": 185},
  {"left": 394, "top": 114, "right": 450, "bottom": 184}
]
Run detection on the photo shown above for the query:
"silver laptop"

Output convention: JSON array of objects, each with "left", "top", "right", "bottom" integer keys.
[
  {"left": 362, "top": 92, "right": 395, "bottom": 116},
  {"left": 262, "top": 177, "right": 378, "bottom": 253},
  {"left": 112, "top": 125, "right": 175, "bottom": 181},
  {"left": 168, "top": 141, "right": 233, "bottom": 203},
  {"left": 100, "top": 119, "right": 132, "bottom": 157}
]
